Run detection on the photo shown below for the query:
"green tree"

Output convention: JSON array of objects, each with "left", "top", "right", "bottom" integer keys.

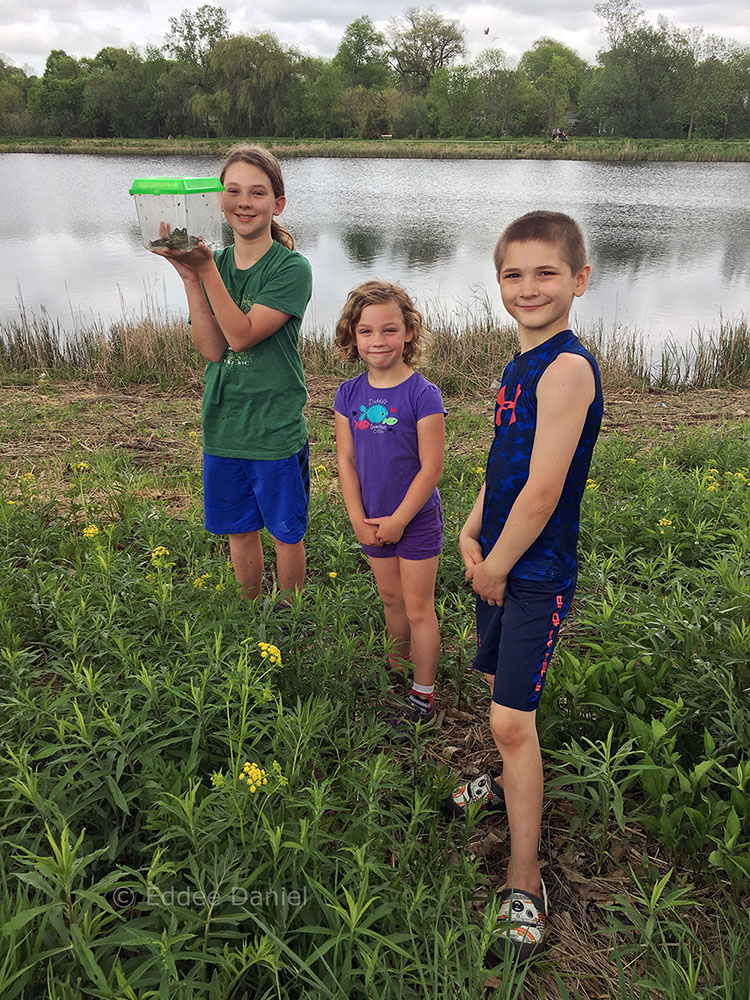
[
  {"left": 387, "top": 7, "right": 465, "bottom": 94},
  {"left": 82, "top": 47, "right": 151, "bottom": 137},
  {"left": 473, "top": 49, "right": 523, "bottom": 136},
  {"left": 346, "top": 85, "right": 387, "bottom": 138},
  {"left": 335, "top": 16, "right": 390, "bottom": 89},
  {"left": 0, "top": 58, "right": 35, "bottom": 135},
  {"left": 156, "top": 60, "right": 203, "bottom": 136},
  {"left": 593, "top": 0, "right": 644, "bottom": 49},
  {"left": 28, "top": 50, "right": 86, "bottom": 135},
  {"left": 427, "top": 65, "right": 480, "bottom": 136},
  {"left": 723, "top": 45, "right": 750, "bottom": 138},
  {"left": 519, "top": 38, "right": 589, "bottom": 133},
  {"left": 164, "top": 4, "right": 230, "bottom": 90},
  {"left": 164, "top": 3, "right": 229, "bottom": 133},
  {"left": 210, "top": 33, "right": 295, "bottom": 135},
  {"left": 584, "top": 22, "right": 683, "bottom": 136},
  {"left": 666, "top": 25, "right": 736, "bottom": 139},
  {"left": 310, "top": 61, "right": 350, "bottom": 137}
]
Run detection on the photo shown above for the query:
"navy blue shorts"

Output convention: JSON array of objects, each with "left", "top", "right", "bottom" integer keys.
[
  {"left": 362, "top": 503, "right": 443, "bottom": 561},
  {"left": 473, "top": 574, "right": 577, "bottom": 712},
  {"left": 203, "top": 443, "right": 310, "bottom": 543}
]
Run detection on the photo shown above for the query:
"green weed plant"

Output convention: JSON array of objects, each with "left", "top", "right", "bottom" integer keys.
[{"left": 0, "top": 403, "right": 748, "bottom": 998}]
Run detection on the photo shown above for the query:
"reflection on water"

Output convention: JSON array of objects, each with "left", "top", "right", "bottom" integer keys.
[
  {"left": 343, "top": 226, "right": 386, "bottom": 266},
  {"left": 0, "top": 153, "right": 748, "bottom": 348}
]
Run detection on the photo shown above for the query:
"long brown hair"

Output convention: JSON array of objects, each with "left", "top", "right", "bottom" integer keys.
[{"left": 219, "top": 144, "right": 294, "bottom": 250}]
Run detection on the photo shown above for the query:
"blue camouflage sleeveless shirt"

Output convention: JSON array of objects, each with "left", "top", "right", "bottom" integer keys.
[{"left": 480, "top": 329, "right": 603, "bottom": 582}]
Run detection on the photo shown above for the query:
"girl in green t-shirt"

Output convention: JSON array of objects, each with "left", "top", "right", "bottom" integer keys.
[{"left": 151, "top": 144, "right": 313, "bottom": 604}]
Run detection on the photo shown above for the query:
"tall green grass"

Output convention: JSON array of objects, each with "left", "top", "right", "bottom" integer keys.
[
  {"left": 2, "top": 136, "right": 749, "bottom": 162},
  {"left": 0, "top": 397, "right": 748, "bottom": 997},
  {"left": 2, "top": 302, "right": 748, "bottom": 391}
]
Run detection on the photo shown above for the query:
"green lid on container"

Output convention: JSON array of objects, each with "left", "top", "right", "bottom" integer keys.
[{"left": 129, "top": 176, "right": 224, "bottom": 195}]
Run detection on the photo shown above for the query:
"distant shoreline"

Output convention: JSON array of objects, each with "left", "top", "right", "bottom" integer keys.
[{"left": 2, "top": 136, "right": 749, "bottom": 162}]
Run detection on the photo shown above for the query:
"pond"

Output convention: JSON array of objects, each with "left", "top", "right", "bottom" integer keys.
[{"left": 1, "top": 152, "right": 748, "bottom": 350}]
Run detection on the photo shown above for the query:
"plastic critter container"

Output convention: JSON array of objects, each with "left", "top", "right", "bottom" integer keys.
[{"left": 129, "top": 177, "right": 224, "bottom": 251}]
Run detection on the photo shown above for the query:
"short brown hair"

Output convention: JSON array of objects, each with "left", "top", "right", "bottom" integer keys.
[
  {"left": 493, "top": 211, "right": 588, "bottom": 275},
  {"left": 220, "top": 143, "right": 294, "bottom": 250},
  {"left": 334, "top": 280, "right": 427, "bottom": 366}
]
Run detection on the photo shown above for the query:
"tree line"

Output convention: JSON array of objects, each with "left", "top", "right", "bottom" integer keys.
[{"left": 1, "top": 1, "right": 748, "bottom": 141}]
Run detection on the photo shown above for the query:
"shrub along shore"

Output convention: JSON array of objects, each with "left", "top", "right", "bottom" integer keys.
[
  {"left": 2, "top": 135, "right": 750, "bottom": 161},
  {"left": 1, "top": 305, "right": 749, "bottom": 391}
]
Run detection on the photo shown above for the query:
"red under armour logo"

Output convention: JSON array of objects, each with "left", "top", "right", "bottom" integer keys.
[{"left": 495, "top": 383, "right": 522, "bottom": 426}]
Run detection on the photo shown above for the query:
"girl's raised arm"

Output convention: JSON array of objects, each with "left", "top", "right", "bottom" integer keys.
[
  {"left": 199, "top": 261, "right": 291, "bottom": 353},
  {"left": 155, "top": 243, "right": 290, "bottom": 359}
]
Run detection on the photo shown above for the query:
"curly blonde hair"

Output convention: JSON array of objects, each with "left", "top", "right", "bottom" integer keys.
[{"left": 334, "top": 280, "right": 427, "bottom": 366}]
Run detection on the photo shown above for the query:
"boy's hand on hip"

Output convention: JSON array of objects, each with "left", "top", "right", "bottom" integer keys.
[
  {"left": 364, "top": 515, "right": 404, "bottom": 545},
  {"left": 468, "top": 561, "right": 507, "bottom": 607}
]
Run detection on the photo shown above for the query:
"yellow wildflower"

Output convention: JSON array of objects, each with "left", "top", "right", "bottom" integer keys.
[
  {"left": 241, "top": 761, "right": 268, "bottom": 793},
  {"left": 20, "top": 472, "right": 36, "bottom": 482},
  {"left": 210, "top": 771, "right": 224, "bottom": 788},
  {"left": 82, "top": 524, "right": 99, "bottom": 538},
  {"left": 188, "top": 430, "right": 199, "bottom": 439},
  {"left": 193, "top": 577, "right": 205, "bottom": 588},
  {"left": 585, "top": 479, "right": 598, "bottom": 490},
  {"left": 707, "top": 484, "right": 718, "bottom": 492},
  {"left": 658, "top": 517, "right": 673, "bottom": 535},
  {"left": 329, "top": 571, "right": 338, "bottom": 579},
  {"left": 151, "top": 546, "right": 170, "bottom": 565},
  {"left": 215, "top": 582, "right": 225, "bottom": 593},
  {"left": 257, "top": 641, "right": 281, "bottom": 666},
  {"left": 272, "top": 760, "right": 288, "bottom": 788},
  {"left": 315, "top": 464, "right": 327, "bottom": 474},
  {"left": 474, "top": 466, "right": 485, "bottom": 474},
  {"left": 76, "top": 461, "right": 90, "bottom": 471},
  {"left": 624, "top": 458, "right": 636, "bottom": 463}
]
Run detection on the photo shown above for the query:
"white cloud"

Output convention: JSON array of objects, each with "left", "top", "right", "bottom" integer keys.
[{"left": 2, "top": 0, "right": 746, "bottom": 76}]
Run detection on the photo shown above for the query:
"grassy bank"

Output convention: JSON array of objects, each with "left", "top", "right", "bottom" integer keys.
[
  {"left": 2, "top": 136, "right": 749, "bottom": 162},
  {"left": 0, "top": 378, "right": 748, "bottom": 998},
  {"left": 2, "top": 305, "right": 749, "bottom": 392}
]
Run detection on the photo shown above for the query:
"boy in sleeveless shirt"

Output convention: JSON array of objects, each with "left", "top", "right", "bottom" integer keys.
[{"left": 445, "top": 212, "right": 603, "bottom": 960}]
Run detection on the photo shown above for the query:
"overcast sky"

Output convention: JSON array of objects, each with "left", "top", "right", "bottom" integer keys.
[{"left": 2, "top": 0, "right": 748, "bottom": 77}]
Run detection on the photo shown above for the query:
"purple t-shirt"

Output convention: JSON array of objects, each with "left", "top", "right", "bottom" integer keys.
[{"left": 334, "top": 370, "right": 446, "bottom": 519}]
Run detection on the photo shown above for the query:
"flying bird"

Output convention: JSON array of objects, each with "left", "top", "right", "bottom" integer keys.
[{"left": 484, "top": 26, "right": 490, "bottom": 34}]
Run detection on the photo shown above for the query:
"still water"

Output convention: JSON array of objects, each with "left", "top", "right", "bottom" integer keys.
[{"left": 1, "top": 153, "right": 748, "bottom": 349}]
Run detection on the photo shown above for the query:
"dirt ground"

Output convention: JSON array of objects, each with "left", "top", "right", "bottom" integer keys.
[{"left": 3, "top": 376, "right": 749, "bottom": 472}]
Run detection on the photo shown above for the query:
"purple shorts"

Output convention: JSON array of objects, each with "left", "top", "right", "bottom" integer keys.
[
  {"left": 363, "top": 502, "right": 443, "bottom": 561},
  {"left": 473, "top": 573, "right": 577, "bottom": 711}
]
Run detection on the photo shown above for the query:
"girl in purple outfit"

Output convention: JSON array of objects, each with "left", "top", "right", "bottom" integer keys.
[{"left": 334, "top": 281, "right": 446, "bottom": 729}]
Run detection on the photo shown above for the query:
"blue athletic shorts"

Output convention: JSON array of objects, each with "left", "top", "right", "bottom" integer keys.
[
  {"left": 473, "top": 573, "right": 577, "bottom": 712},
  {"left": 362, "top": 502, "right": 443, "bottom": 561},
  {"left": 203, "top": 443, "right": 310, "bottom": 543}
]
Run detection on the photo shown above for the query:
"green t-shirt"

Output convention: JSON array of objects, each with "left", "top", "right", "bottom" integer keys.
[{"left": 201, "top": 241, "right": 312, "bottom": 460}]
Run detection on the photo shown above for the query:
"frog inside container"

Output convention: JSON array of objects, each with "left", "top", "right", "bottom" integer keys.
[{"left": 129, "top": 177, "right": 224, "bottom": 251}]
